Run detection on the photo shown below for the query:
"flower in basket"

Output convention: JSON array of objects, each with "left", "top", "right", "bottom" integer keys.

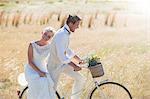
[
  {"left": 84, "top": 53, "right": 104, "bottom": 78},
  {"left": 85, "top": 54, "right": 101, "bottom": 67}
]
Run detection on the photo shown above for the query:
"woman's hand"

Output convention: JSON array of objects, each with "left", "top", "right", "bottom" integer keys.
[{"left": 38, "top": 71, "right": 46, "bottom": 77}]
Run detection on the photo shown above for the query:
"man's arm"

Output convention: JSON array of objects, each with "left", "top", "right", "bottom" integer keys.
[
  {"left": 73, "top": 55, "right": 85, "bottom": 64},
  {"left": 66, "top": 48, "right": 84, "bottom": 64},
  {"left": 68, "top": 61, "right": 81, "bottom": 71},
  {"left": 55, "top": 34, "right": 81, "bottom": 71},
  {"left": 55, "top": 34, "right": 71, "bottom": 64}
]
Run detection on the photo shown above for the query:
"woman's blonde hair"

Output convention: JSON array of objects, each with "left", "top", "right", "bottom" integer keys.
[{"left": 42, "top": 26, "right": 56, "bottom": 35}]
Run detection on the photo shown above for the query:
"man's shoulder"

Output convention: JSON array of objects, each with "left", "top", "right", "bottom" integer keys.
[
  {"left": 52, "top": 29, "right": 66, "bottom": 41},
  {"left": 56, "top": 28, "right": 67, "bottom": 37}
]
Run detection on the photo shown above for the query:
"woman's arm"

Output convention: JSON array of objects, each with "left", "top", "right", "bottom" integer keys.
[{"left": 28, "top": 43, "right": 46, "bottom": 77}]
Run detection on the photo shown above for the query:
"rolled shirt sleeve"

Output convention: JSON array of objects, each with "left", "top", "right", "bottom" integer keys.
[
  {"left": 55, "top": 33, "right": 71, "bottom": 64},
  {"left": 66, "top": 48, "right": 75, "bottom": 59}
]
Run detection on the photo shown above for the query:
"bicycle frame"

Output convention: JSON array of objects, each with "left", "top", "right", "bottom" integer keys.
[{"left": 57, "top": 68, "right": 109, "bottom": 99}]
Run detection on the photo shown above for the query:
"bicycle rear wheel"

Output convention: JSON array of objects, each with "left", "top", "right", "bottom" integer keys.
[
  {"left": 19, "top": 86, "right": 28, "bottom": 99},
  {"left": 19, "top": 86, "right": 61, "bottom": 99},
  {"left": 89, "top": 81, "right": 132, "bottom": 99}
]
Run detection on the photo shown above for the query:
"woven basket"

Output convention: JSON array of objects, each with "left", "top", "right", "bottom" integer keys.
[{"left": 88, "top": 63, "right": 104, "bottom": 78}]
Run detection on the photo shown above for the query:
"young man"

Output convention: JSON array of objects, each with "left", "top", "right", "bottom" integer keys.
[{"left": 47, "top": 15, "right": 85, "bottom": 99}]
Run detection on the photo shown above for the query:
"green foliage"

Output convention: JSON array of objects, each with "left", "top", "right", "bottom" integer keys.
[{"left": 85, "top": 53, "right": 100, "bottom": 67}]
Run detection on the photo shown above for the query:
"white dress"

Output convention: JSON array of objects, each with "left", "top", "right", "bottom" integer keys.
[{"left": 25, "top": 41, "right": 56, "bottom": 99}]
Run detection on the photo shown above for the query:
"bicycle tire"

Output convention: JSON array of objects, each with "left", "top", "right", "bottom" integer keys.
[
  {"left": 19, "top": 86, "right": 28, "bottom": 99},
  {"left": 89, "top": 81, "right": 132, "bottom": 99},
  {"left": 19, "top": 86, "right": 61, "bottom": 99}
]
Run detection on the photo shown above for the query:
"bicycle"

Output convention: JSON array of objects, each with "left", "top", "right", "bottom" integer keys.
[{"left": 17, "top": 63, "right": 132, "bottom": 99}]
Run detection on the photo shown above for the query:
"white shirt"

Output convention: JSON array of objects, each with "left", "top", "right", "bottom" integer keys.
[
  {"left": 55, "top": 24, "right": 75, "bottom": 64},
  {"left": 47, "top": 24, "right": 75, "bottom": 71}
]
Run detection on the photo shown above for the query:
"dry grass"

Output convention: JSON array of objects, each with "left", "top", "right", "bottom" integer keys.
[
  {"left": 0, "top": 2, "right": 150, "bottom": 99},
  {"left": 12, "top": 11, "right": 21, "bottom": 27},
  {"left": 60, "top": 14, "right": 67, "bottom": 28},
  {"left": 0, "top": 23, "right": 149, "bottom": 99},
  {"left": 0, "top": 9, "right": 131, "bottom": 28},
  {"left": 0, "top": 10, "right": 5, "bottom": 25},
  {"left": 88, "top": 15, "right": 93, "bottom": 28}
]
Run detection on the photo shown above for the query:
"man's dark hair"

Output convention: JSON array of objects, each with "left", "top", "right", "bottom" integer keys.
[{"left": 66, "top": 15, "right": 81, "bottom": 25}]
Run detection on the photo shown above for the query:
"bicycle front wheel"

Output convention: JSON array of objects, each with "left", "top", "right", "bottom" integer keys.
[{"left": 89, "top": 81, "right": 132, "bottom": 99}]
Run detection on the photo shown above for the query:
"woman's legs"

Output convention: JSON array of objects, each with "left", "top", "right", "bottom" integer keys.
[{"left": 27, "top": 77, "right": 56, "bottom": 99}]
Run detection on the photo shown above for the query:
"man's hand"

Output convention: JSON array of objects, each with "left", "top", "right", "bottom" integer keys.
[
  {"left": 74, "top": 66, "right": 82, "bottom": 71},
  {"left": 68, "top": 61, "right": 82, "bottom": 71},
  {"left": 79, "top": 60, "right": 86, "bottom": 64},
  {"left": 73, "top": 55, "right": 86, "bottom": 65}
]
